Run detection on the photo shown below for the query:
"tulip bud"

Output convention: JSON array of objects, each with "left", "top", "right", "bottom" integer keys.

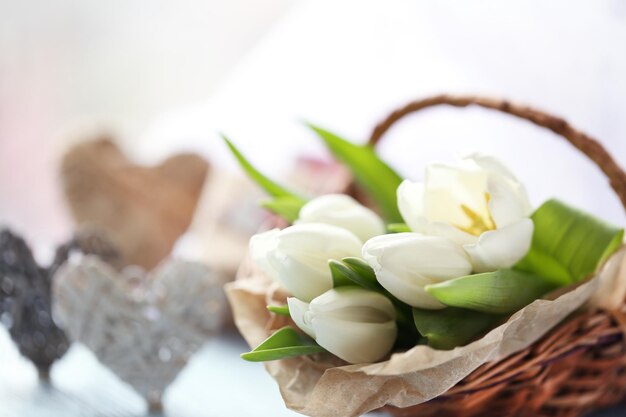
[
  {"left": 362, "top": 233, "right": 472, "bottom": 309},
  {"left": 287, "top": 287, "right": 397, "bottom": 364},
  {"left": 296, "top": 194, "right": 385, "bottom": 242},
  {"left": 250, "top": 223, "right": 363, "bottom": 301}
]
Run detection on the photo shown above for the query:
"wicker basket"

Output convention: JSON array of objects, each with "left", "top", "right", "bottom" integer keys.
[{"left": 361, "top": 95, "right": 626, "bottom": 417}]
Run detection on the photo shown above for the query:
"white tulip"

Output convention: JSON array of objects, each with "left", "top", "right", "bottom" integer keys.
[
  {"left": 249, "top": 223, "right": 363, "bottom": 301},
  {"left": 287, "top": 287, "right": 397, "bottom": 364},
  {"left": 362, "top": 233, "right": 472, "bottom": 309},
  {"left": 397, "top": 154, "right": 534, "bottom": 272},
  {"left": 296, "top": 194, "right": 385, "bottom": 242}
]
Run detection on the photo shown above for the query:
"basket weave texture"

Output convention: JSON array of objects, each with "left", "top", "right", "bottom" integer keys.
[{"left": 364, "top": 95, "right": 626, "bottom": 417}]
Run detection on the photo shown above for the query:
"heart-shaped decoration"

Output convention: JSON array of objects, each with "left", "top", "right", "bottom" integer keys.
[
  {"left": 52, "top": 255, "right": 225, "bottom": 410},
  {"left": 61, "top": 137, "right": 209, "bottom": 269},
  {"left": 0, "top": 228, "right": 121, "bottom": 379}
]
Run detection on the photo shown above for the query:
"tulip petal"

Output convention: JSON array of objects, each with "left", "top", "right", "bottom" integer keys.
[
  {"left": 424, "top": 221, "right": 478, "bottom": 246},
  {"left": 362, "top": 233, "right": 472, "bottom": 308},
  {"left": 465, "top": 153, "right": 517, "bottom": 181},
  {"left": 375, "top": 267, "right": 444, "bottom": 309},
  {"left": 466, "top": 154, "right": 532, "bottom": 228},
  {"left": 249, "top": 229, "right": 281, "bottom": 280},
  {"left": 397, "top": 180, "right": 476, "bottom": 245},
  {"left": 309, "top": 287, "right": 396, "bottom": 320},
  {"left": 397, "top": 180, "right": 426, "bottom": 232},
  {"left": 297, "top": 194, "right": 385, "bottom": 242},
  {"left": 423, "top": 162, "right": 489, "bottom": 229},
  {"left": 287, "top": 298, "right": 316, "bottom": 338},
  {"left": 463, "top": 219, "right": 534, "bottom": 272},
  {"left": 277, "top": 223, "right": 363, "bottom": 260},
  {"left": 486, "top": 174, "right": 532, "bottom": 228},
  {"left": 312, "top": 316, "right": 397, "bottom": 363},
  {"left": 273, "top": 255, "right": 334, "bottom": 301}
]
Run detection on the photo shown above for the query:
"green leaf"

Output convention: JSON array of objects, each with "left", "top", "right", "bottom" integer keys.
[
  {"left": 516, "top": 199, "right": 624, "bottom": 285},
  {"left": 329, "top": 259, "right": 381, "bottom": 292},
  {"left": 267, "top": 304, "right": 290, "bottom": 316},
  {"left": 241, "top": 326, "right": 325, "bottom": 362},
  {"left": 395, "top": 313, "right": 421, "bottom": 349},
  {"left": 387, "top": 223, "right": 411, "bottom": 233},
  {"left": 260, "top": 197, "right": 305, "bottom": 223},
  {"left": 425, "top": 269, "right": 555, "bottom": 314},
  {"left": 413, "top": 307, "right": 503, "bottom": 350},
  {"left": 307, "top": 124, "right": 403, "bottom": 222},
  {"left": 341, "top": 257, "right": 379, "bottom": 284},
  {"left": 222, "top": 135, "right": 307, "bottom": 221}
]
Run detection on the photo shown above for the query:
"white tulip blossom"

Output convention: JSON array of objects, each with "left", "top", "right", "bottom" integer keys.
[
  {"left": 362, "top": 233, "right": 472, "bottom": 309},
  {"left": 296, "top": 194, "right": 385, "bottom": 242},
  {"left": 249, "top": 223, "right": 363, "bottom": 301},
  {"left": 397, "top": 154, "right": 534, "bottom": 272},
  {"left": 288, "top": 287, "right": 397, "bottom": 364}
]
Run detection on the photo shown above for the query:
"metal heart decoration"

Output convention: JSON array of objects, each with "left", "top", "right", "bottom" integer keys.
[
  {"left": 52, "top": 255, "right": 225, "bottom": 411},
  {"left": 0, "top": 228, "right": 121, "bottom": 379}
]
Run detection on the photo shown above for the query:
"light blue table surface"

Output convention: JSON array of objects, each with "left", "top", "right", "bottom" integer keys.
[{"left": 0, "top": 327, "right": 624, "bottom": 417}]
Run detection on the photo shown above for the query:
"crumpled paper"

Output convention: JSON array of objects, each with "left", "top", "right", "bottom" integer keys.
[{"left": 226, "top": 247, "right": 626, "bottom": 417}]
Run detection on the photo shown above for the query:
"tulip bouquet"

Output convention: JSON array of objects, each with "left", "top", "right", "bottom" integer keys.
[{"left": 223, "top": 125, "right": 624, "bottom": 367}]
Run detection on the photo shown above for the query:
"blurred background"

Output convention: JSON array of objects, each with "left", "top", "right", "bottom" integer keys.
[
  {"left": 2, "top": 0, "right": 626, "bottom": 248},
  {"left": 0, "top": 0, "right": 293, "bottom": 248},
  {"left": 1, "top": 0, "right": 626, "bottom": 416}
]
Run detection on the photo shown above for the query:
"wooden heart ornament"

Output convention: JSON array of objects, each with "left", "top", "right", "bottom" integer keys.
[
  {"left": 52, "top": 255, "right": 225, "bottom": 411},
  {"left": 60, "top": 137, "right": 209, "bottom": 269}
]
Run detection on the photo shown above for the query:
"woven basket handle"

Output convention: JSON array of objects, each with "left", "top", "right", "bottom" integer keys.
[{"left": 367, "top": 94, "right": 626, "bottom": 213}]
